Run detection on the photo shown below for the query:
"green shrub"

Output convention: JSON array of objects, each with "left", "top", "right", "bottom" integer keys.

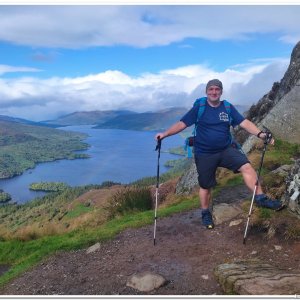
[
  {"left": 259, "top": 207, "right": 272, "bottom": 219},
  {"left": 106, "top": 186, "right": 152, "bottom": 218},
  {"left": 0, "top": 191, "right": 12, "bottom": 203}
]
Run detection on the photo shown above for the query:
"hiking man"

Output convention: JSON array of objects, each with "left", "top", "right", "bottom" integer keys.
[{"left": 155, "top": 79, "right": 284, "bottom": 229}]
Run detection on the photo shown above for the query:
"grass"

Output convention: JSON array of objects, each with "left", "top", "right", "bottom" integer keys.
[
  {"left": 258, "top": 207, "right": 272, "bottom": 219},
  {"left": 65, "top": 203, "right": 93, "bottom": 219},
  {"left": 0, "top": 194, "right": 198, "bottom": 287}
]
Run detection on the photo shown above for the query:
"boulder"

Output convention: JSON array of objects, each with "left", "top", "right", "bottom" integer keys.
[{"left": 214, "top": 259, "right": 300, "bottom": 295}]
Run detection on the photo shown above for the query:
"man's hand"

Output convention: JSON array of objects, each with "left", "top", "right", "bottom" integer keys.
[
  {"left": 258, "top": 131, "right": 274, "bottom": 145},
  {"left": 155, "top": 133, "right": 165, "bottom": 141}
]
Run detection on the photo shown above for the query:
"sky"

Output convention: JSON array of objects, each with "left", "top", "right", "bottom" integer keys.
[{"left": 0, "top": 5, "right": 299, "bottom": 121}]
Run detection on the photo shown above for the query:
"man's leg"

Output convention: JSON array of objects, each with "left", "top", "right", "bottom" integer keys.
[
  {"left": 194, "top": 153, "right": 218, "bottom": 229},
  {"left": 238, "top": 163, "right": 263, "bottom": 194},
  {"left": 239, "top": 163, "right": 284, "bottom": 210},
  {"left": 199, "top": 187, "right": 211, "bottom": 209},
  {"left": 199, "top": 187, "right": 214, "bottom": 228}
]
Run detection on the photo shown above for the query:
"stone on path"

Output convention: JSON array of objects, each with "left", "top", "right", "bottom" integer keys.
[
  {"left": 229, "top": 219, "right": 243, "bottom": 227},
  {"left": 214, "top": 259, "right": 300, "bottom": 295},
  {"left": 213, "top": 203, "right": 243, "bottom": 225},
  {"left": 126, "top": 272, "right": 166, "bottom": 292},
  {"left": 86, "top": 242, "right": 101, "bottom": 254}
]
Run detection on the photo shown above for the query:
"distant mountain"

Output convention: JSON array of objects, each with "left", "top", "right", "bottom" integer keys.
[
  {"left": 0, "top": 115, "right": 60, "bottom": 128},
  {"left": 42, "top": 104, "right": 248, "bottom": 131},
  {"left": 43, "top": 110, "right": 136, "bottom": 126},
  {"left": 94, "top": 107, "right": 188, "bottom": 131}
]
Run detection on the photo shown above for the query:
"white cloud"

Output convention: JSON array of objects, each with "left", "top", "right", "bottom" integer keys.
[
  {"left": 0, "top": 64, "right": 41, "bottom": 75},
  {"left": 0, "top": 6, "right": 299, "bottom": 48},
  {"left": 0, "top": 58, "right": 289, "bottom": 121}
]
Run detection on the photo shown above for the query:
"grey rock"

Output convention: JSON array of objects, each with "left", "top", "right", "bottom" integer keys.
[
  {"left": 86, "top": 242, "right": 101, "bottom": 254},
  {"left": 283, "top": 159, "right": 300, "bottom": 216},
  {"left": 126, "top": 272, "right": 166, "bottom": 292},
  {"left": 229, "top": 219, "right": 243, "bottom": 227},
  {"left": 214, "top": 259, "right": 300, "bottom": 295},
  {"left": 213, "top": 203, "right": 243, "bottom": 225},
  {"left": 271, "top": 164, "right": 293, "bottom": 177},
  {"left": 176, "top": 161, "right": 198, "bottom": 194}
]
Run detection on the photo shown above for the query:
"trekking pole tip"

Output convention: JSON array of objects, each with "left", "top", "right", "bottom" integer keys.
[{"left": 243, "top": 238, "right": 246, "bottom": 245}]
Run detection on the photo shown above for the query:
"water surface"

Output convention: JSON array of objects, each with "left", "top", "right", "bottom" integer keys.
[{"left": 0, "top": 126, "right": 184, "bottom": 203}]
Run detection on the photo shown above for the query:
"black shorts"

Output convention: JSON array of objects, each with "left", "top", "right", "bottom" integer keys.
[{"left": 194, "top": 146, "right": 250, "bottom": 189}]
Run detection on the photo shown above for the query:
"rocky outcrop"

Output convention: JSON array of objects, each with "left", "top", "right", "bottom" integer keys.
[
  {"left": 237, "top": 41, "right": 300, "bottom": 148},
  {"left": 214, "top": 259, "right": 300, "bottom": 295},
  {"left": 283, "top": 159, "right": 300, "bottom": 216},
  {"left": 254, "top": 83, "right": 300, "bottom": 145},
  {"left": 175, "top": 161, "right": 198, "bottom": 194}
]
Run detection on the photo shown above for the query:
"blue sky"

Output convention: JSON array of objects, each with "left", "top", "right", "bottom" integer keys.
[{"left": 0, "top": 5, "right": 299, "bottom": 121}]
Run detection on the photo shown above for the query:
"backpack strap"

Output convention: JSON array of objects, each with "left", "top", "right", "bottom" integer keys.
[
  {"left": 192, "top": 97, "right": 207, "bottom": 137},
  {"left": 223, "top": 99, "right": 233, "bottom": 126},
  {"left": 194, "top": 97, "right": 207, "bottom": 123},
  {"left": 222, "top": 100, "right": 244, "bottom": 153}
]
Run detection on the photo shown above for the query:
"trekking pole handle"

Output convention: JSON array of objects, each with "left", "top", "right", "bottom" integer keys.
[
  {"left": 155, "top": 136, "right": 162, "bottom": 151},
  {"left": 262, "top": 126, "right": 273, "bottom": 145}
]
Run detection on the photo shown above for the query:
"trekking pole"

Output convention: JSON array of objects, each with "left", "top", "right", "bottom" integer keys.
[
  {"left": 153, "top": 137, "right": 162, "bottom": 246},
  {"left": 243, "top": 127, "right": 272, "bottom": 244}
]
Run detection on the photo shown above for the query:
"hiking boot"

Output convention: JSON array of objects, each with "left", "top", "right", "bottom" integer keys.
[
  {"left": 201, "top": 209, "right": 214, "bottom": 229},
  {"left": 254, "top": 194, "right": 285, "bottom": 211}
]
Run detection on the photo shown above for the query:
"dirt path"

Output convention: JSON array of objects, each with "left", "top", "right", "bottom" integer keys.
[{"left": 1, "top": 186, "right": 300, "bottom": 295}]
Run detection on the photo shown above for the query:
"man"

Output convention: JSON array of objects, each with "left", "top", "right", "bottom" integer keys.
[{"left": 155, "top": 79, "right": 284, "bottom": 229}]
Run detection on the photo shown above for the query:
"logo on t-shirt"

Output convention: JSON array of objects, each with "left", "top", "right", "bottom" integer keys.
[{"left": 219, "top": 112, "right": 229, "bottom": 122}]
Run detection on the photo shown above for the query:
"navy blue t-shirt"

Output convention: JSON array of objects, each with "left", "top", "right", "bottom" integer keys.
[{"left": 180, "top": 100, "right": 245, "bottom": 154}]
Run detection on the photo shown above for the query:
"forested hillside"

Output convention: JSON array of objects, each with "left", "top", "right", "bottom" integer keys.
[{"left": 0, "top": 120, "right": 89, "bottom": 179}]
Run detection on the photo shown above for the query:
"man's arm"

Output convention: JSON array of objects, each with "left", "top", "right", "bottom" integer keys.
[
  {"left": 239, "top": 119, "right": 274, "bottom": 145},
  {"left": 155, "top": 121, "right": 187, "bottom": 140}
]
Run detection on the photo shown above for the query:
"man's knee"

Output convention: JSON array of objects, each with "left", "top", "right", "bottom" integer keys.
[{"left": 239, "top": 163, "right": 255, "bottom": 174}]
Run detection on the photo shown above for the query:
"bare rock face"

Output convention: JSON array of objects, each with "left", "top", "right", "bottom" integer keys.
[
  {"left": 257, "top": 83, "right": 300, "bottom": 144},
  {"left": 236, "top": 40, "right": 300, "bottom": 147},
  {"left": 214, "top": 259, "right": 300, "bottom": 295}
]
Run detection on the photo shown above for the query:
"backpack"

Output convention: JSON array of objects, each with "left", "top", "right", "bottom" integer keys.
[{"left": 184, "top": 97, "right": 242, "bottom": 157}]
